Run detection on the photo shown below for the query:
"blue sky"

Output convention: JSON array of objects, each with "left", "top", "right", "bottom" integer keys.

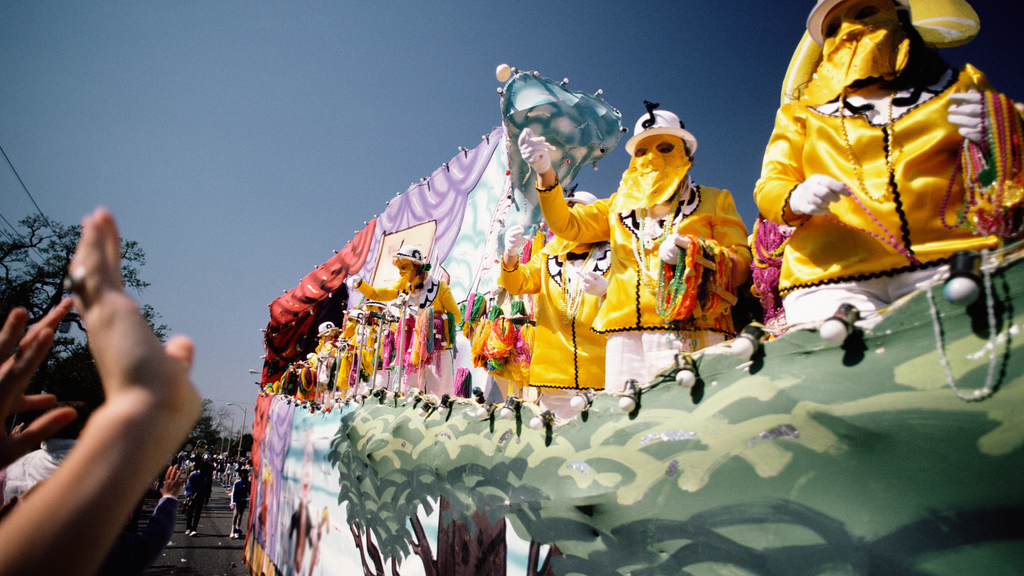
[{"left": 1, "top": 1, "right": 1021, "bottom": 432}]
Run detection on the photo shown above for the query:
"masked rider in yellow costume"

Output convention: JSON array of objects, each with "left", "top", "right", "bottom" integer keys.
[
  {"left": 754, "top": 0, "right": 1024, "bottom": 326},
  {"left": 499, "top": 191, "right": 611, "bottom": 417},
  {"left": 520, "top": 104, "right": 752, "bottom": 392},
  {"left": 352, "top": 245, "right": 463, "bottom": 395}
]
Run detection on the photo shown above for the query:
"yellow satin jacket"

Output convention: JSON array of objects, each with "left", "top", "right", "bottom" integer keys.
[
  {"left": 537, "top": 183, "right": 751, "bottom": 335},
  {"left": 356, "top": 277, "right": 463, "bottom": 325},
  {"left": 755, "top": 65, "right": 1013, "bottom": 294},
  {"left": 499, "top": 238, "right": 611, "bottom": 390}
]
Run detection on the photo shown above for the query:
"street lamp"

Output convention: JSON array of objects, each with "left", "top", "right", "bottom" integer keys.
[
  {"left": 217, "top": 412, "right": 235, "bottom": 456},
  {"left": 226, "top": 402, "right": 248, "bottom": 460}
]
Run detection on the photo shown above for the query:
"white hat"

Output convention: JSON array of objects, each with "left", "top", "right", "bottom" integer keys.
[
  {"left": 394, "top": 245, "right": 426, "bottom": 265},
  {"left": 807, "top": 0, "right": 911, "bottom": 46},
  {"left": 566, "top": 190, "right": 598, "bottom": 206},
  {"left": 318, "top": 321, "right": 335, "bottom": 334},
  {"left": 625, "top": 108, "right": 698, "bottom": 156}
]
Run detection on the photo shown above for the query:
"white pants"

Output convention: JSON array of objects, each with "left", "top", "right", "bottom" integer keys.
[
  {"left": 783, "top": 266, "right": 947, "bottom": 328},
  {"left": 405, "top": 349, "right": 455, "bottom": 396},
  {"left": 537, "top": 389, "right": 580, "bottom": 420},
  {"left": 604, "top": 330, "right": 725, "bottom": 392},
  {"left": 497, "top": 385, "right": 583, "bottom": 420}
]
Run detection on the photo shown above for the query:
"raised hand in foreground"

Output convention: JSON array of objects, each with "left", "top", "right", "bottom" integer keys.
[{"left": 0, "top": 208, "right": 202, "bottom": 576}]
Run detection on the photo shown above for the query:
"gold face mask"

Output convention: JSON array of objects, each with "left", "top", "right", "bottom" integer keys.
[
  {"left": 394, "top": 259, "right": 415, "bottom": 275},
  {"left": 803, "top": 0, "right": 910, "bottom": 105},
  {"left": 614, "top": 134, "right": 691, "bottom": 212},
  {"left": 392, "top": 259, "right": 425, "bottom": 291}
]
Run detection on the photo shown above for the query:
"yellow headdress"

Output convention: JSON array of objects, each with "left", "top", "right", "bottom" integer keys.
[{"left": 781, "top": 0, "right": 980, "bottom": 106}]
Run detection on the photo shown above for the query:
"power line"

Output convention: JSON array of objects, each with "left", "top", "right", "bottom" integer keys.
[
  {"left": 0, "top": 208, "right": 46, "bottom": 266},
  {"left": 0, "top": 142, "right": 54, "bottom": 267},
  {"left": 0, "top": 143, "right": 52, "bottom": 227},
  {"left": 0, "top": 206, "right": 41, "bottom": 251},
  {"left": 0, "top": 211, "right": 22, "bottom": 240}
]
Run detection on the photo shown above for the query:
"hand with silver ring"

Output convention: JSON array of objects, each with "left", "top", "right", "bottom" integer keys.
[
  {"left": 63, "top": 265, "right": 86, "bottom": 294},
  {"left": 0, "top": 208, "right": 203, "bottom": 576}
]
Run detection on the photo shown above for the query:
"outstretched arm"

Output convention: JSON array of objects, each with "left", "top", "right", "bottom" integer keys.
[
  {"left": 519, "top": 128, "right": 610, "bottom": 243},
  {"left": 0, "top": 208, "right": 202, "bottom": 576},
  {"left": 352, "top": 278, "right": 399, "bottom": 302},
  {"left": 98, "top": 466, "right": 185, "bottom": 576},
  {"left": 498, "top": 253, "right": 543, "bottom": 296}
]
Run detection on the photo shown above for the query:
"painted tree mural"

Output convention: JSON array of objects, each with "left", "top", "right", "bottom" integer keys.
[{"left": 310, "top": 250, "right": 1024, "bottom": 576}]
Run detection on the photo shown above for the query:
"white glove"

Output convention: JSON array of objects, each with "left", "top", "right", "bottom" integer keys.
[
  {"left": 658, "top": 234, "right": 691, "bottom": 265},
  {"left": 518, "top": 128, "right": 552, "bottom": 174},
  {"left": 579, "top": 271, "right": 608, "bottom": 296},
  {"left": 503, "top": 225, "right": 529, "bottom": 256},
  {"left": 948, "top": 90, "right": 985, "bottom": 144},
  {"left": 789, "top": 174, "right": 850, "bottom": 216}
]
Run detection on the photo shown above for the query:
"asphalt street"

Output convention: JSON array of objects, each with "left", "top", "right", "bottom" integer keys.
[{"left": 142, "top": 482, "right": 249, "bottom": 576}]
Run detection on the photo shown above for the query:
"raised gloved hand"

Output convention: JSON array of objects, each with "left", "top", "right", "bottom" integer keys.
[
  {"left": 580, "top": 271, "right": 608, "bottom": 296},
  {"left": 351, "top": 277, "right": 374, "bottom": 298},
  {"left": 503, "top": 225, "right": 529, "bottom": 256},
  {"left": 658, "top": 234, "right": 691, "bottom": 265},
  {"left": 789, "top": 174, "right": 850, "bottom": 216},
  {"left": 518, "top": 128, "right": 552, "bottom": 174},
  {"left": 948, "top": 90, "right": 985, "bottom": 144}
]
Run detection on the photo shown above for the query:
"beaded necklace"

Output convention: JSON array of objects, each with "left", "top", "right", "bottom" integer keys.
[
  {"left": 925, "top": 249, "right": 1000, "bottom": 401},
  {"left": 943, "top": 91, "right": 1024, "bottom": 238},
  {"left": 631, "top": 192, "right": 681, "bottom": 297},
  {"left": 751, "top": 216, "right": 789, "bottom": 267},
  {"left": 826, "top": 185, "right": 921, "bottom": 265},
  {"left": 834, "top": 89, "right": 923, "bottom": 265},
  {"left": 838, "top": 89, "right": 897, "bottom": 203},
  {"left": 655, "top": 241, "right": 699, "bottom": 321},
  {"left": 559, "top": 251, "right": 593, "bottom": 323},
  {"left": 750, "top": 216, "right": 793, "bottom": 324}
]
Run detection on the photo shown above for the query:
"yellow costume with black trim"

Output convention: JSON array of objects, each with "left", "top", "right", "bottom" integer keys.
[
  {"left": 356, "top": 269, "right": 462, "bottom": 395},
  {"left": 310, "top": 333, "right": 344, "bottom": 396},
  {"left": 499, "top": 237, "right": 610, "bottom": 390},
  {"left": 332, "top": 317, "right": 368, "bottom": 390},
  {"left": 537, "top": 182, "right": 751, "bottom": 336},
  {"left": 755, "top": 65, "right": 1016, "bottom": 295},
  {"left": 355, "top": 276, "right": 463, "bottom": 326}
]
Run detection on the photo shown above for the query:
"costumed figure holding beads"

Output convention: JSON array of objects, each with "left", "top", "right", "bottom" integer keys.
[
  {"left": 309, "top": 321, "right": 345, "bottom": 402},
  {"left": 520, "top": 103, "right": 752, "bottom": 392},
  {"left": 754, "top": 0, "right": 1024, "bottom": 328},
  {"left": 499, "top": 190, "right": 612, "bottom": 418},
  {"left": 352, "top": 245, "right": 463, "bottom": 395}
]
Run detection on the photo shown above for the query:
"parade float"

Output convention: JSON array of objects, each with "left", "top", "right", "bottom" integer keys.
[{"left": 246, "top": 43, "right": 1024, "bottom": 576}]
